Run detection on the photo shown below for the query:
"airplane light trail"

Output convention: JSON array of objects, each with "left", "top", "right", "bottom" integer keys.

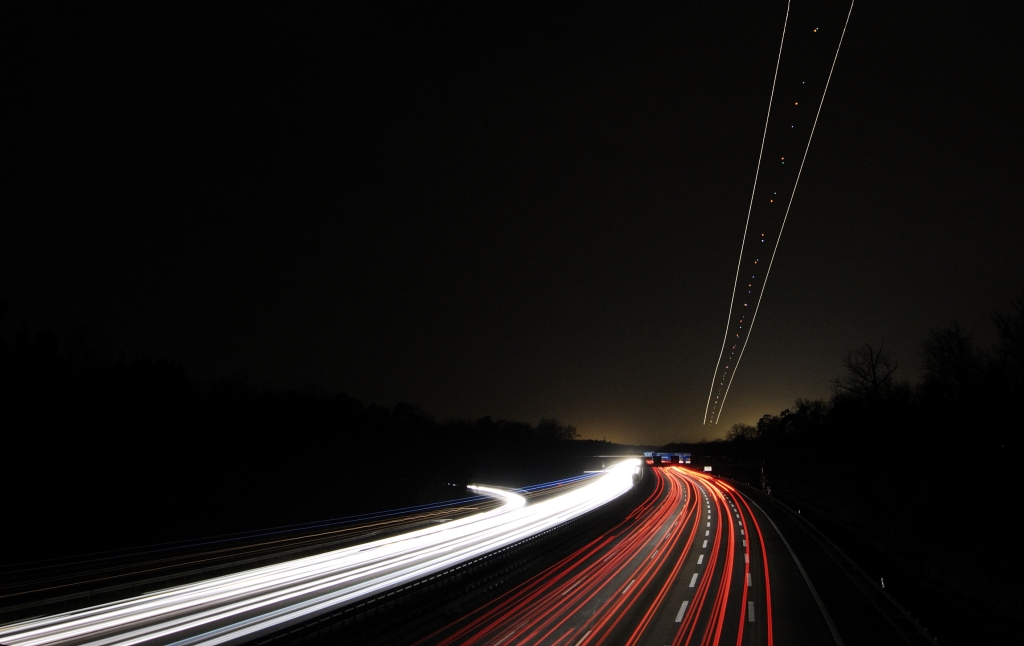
[
  {"left": 704, "top": 0, "right": 856, "bottom": 425},
  {"left": 0, "top": 461, "right": 638, "bottom": 646}
]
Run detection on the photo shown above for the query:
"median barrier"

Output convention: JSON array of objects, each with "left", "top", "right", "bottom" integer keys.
[{"left": 258, "top": 465, "right": 655, "bottom": 645}]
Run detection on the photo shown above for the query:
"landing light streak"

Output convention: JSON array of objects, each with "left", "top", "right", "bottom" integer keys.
[
  {"left": 0, "top": 461, "right": 639, "bottom": 646},
  {"left": 704, "top": 0, "right": 855, "bottom": 425}
]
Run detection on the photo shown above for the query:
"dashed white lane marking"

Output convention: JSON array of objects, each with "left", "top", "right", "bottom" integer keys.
[
  {"left": 707, "top": 522, "right": 711, "bottom": 527},
  {"left": 572, "top": 630, "right": 592, "bottom": 646},
  {"left": 703, "top": 540, "right": 708, "bottom": 548},
  {"left": 706, "top": 531, "right": 710, "bottom": 536},
  {"left": 561, "top": 580, "right": 581, "bottom": 596},
  {"left": 743, "top": 540, "right": 747, "bottom": 547},
  {"left": 698, "top": 554, "right": 704, "bottom": 565},
  {"left": 622, "top": 579, "right": 635, "bottom": 595},
  {"left": 745, "top": 553, "right": 749, "bottom": 563},
  {"left": 747, "top": 573, "right": 752, "bottom": 587},
  {"left": 650, "top": 549, "right": 659, "bottom": 560},
  {"left": 741, "top": 529, "right": 745, "bottom": 535},
  {"left": 689, "top": 573, "right": 699, "bottom": 588},
  {"left": 708, "top": 515, "right": 711, "bottom": 520},
  {"left": 748, "top": 601, "right": 755, "bottom": 622},
  {"left": 675, "top": 600, "right": 690, "bottom": 622},
  {"left": 495, "top": 630, "right": 517, "bottom": 646}
]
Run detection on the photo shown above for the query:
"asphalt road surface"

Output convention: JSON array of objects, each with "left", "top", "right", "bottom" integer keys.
[
  {"left": 419, "top": 466, "right": 932, "bottom": 646},
  {"left": 0, "top": 463, "right": 936, "bottom": 646}
]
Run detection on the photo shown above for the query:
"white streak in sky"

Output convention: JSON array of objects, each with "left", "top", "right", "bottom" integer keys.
[{"left": 712, "top": 1, "right": 856, "bottom": 425}]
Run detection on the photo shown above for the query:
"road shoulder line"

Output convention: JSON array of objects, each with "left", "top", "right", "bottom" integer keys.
[{"left": 744, "top": 495, "right": 845, "bottom": 646}]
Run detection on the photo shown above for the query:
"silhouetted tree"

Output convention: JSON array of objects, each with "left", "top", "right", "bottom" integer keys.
[
  {"left": 536, "top": 418, "right": 578, "bottom": 441},
  {"left": 993, "top": 294, "right": 1024, "bottom": 395},
  {"left": 919, "top": 322, "right": 981, "bottom": 404},
  {"left": 726, "top": 423, "right": 757, "bottom": 441},
  {"left": 831, "top": 341, "right": 899, "bottom": 401}
]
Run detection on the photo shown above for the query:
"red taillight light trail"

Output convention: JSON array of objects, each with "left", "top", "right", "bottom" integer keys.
[{"left": 423, "top": 467, "right": 774, "bottom": 646}]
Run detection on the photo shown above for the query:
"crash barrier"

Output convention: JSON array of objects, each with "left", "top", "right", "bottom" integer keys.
[{"left": 259, "top": 466, "right": 654, "bottom": 645}]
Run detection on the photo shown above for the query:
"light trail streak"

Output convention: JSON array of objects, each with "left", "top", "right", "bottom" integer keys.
[
  {"left": 421, "top": 470, "right": 678, "bottom": 646},
  {"left": 704, "top": 0, "right": 791, "bottom": 427},
  {"left": 3, "top": 475, "right": 593, "bottom": 612},
  {"left": 705, "top": 1, "right": 856, "bottom": 424},
  {"left": 0, "top": 462, "right": 638, "bottom": 646},
  {"left": 424, "top": 465, "right": 775, "bottom": 646},
  {"left": 0, "top": 504, "right": 491, "bottom": 607}
]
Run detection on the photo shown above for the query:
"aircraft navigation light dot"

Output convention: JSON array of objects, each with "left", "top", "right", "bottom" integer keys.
[{"left": 794, "top": 102, "right": 799, "bottom": 105}]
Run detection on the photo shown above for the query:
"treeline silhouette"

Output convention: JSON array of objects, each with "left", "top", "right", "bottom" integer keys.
[
  {"left": 0, "top": 300, "right": 602, "bottom": 567},
  {"left": 665, "top": 294, "right": 1024, "bottom": 635}
]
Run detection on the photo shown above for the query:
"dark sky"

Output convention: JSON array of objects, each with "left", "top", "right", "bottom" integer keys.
[{"left": 4, "top": 1, "right": 1022, "bottom": 445}]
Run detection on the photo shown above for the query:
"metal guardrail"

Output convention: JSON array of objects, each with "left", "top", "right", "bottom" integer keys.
[{"left": 259, "top": 466, "right": 654, "bottom": 645}]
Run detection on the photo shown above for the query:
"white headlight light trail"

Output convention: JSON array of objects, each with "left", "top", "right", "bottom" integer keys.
[{"left": 0, "top": 461, "right": 639, "bottom": 646}]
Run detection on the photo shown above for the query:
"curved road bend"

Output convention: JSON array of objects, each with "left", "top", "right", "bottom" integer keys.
[
  {"left": 420, "top": 466, "right": 925, "bottom": 646},
  {"left": 0, "top": 463, "right": 638, "bottom": 646}
]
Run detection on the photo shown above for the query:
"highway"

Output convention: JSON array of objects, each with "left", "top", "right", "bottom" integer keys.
[
  {"left": 420, "top": 466, "right": 839, "bottom": 646},
  {"left": 0, "top": 462, "right": 638, "bottom": 646}
]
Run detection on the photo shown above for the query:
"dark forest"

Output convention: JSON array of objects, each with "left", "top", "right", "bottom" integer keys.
[{"left": 666, "top": 294, "right": 1023, "bottom": 635}]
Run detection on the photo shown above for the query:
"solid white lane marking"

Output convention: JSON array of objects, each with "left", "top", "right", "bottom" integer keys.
[
  {"left": 746, "top": 496, "right": 846, "bottom": 645},
  {"left": 748, "top": 601, "right": 755, "bottom": 622},
  {"left": 689, "top": 573, "right": 699, "bottom": 588},
  {"left": 572, "top": 630, "right": 592, "bottom": 646},
  {"left": 698, "top": 554, "right": 704, "bottom": 565},
  {"left": 622, "top": 579, "right": 635, "bottom": 595},
  {"left": 703, "top": 540, "right": 708, "bottom": 548},
  {"left": 675, "top": 600, "right": 690, "bottom": 622},
  {"left": 747, "top": 573, "right": 752, "bottom": 587}
]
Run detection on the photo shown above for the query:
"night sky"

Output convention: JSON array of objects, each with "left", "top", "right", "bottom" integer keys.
[{"left": 4, "top": 2, "right": 1022, "bottom": 445}]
